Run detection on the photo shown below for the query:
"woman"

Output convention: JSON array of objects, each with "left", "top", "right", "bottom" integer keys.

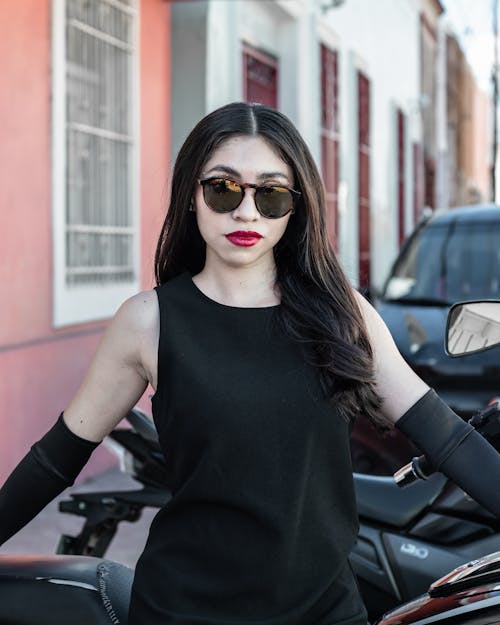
[{"left": 1, "top": 102, "right": 499, "bottom": 625}]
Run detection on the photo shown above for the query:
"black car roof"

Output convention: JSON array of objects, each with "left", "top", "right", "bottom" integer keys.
[{"left": 427, "top": 204, "right": 500, "bottom": 226}]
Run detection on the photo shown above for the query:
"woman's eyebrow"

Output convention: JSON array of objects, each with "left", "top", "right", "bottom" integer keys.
[
  {"left": 203, "top": 165, "right": 240, "bottom": 177},
  {"left": 203, "top": 165, "right": 291, "bottom": 182},
  {"left": 257, "top": 171, "right": 291, "bottom": 182}
]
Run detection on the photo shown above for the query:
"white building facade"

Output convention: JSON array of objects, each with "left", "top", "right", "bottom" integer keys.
[
  {"left": 323, "top": 0, "right": 422, "bottom": 289},
  {"left": 170, "top": 0, "right": 423, "bottom": 291}
]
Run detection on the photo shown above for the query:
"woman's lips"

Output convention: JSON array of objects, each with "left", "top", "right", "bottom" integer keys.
[{"left": 225, "top": 231, "right": 263, "bottom": 247}]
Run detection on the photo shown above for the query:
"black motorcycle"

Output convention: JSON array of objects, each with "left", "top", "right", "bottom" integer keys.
[
  {"left": 1, "top": 300, "right": 500, "bottom": 625},
  {"left": 352, "top": 398, "right": 500, "bottom": 621}
]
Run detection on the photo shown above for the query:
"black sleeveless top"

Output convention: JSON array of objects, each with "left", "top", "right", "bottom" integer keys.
[{"left": 128, "top": 272, "right": 367, "bottom": 625}]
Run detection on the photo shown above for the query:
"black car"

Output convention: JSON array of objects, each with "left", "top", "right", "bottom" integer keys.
[{"left": 351, "top": 204, "right": 500, "bottom": 475}]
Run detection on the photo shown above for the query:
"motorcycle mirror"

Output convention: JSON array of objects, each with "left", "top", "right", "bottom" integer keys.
[{"left": 446, "top": 300, "right": 500, "bottom": 357}]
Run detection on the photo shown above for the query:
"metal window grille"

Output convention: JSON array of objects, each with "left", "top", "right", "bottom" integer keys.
[{"left": 65, "top": 0, "right": 137, "bottom": 286}]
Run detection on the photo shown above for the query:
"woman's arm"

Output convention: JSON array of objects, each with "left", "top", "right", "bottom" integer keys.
[
  {"left": 353, "top": 291, "right": 429, "bottom": 424},
  {"left": 0, "top": 290, "right": 159, "bottom": 545},
  {"left": 63, "top": 288, "right": 159, "bottom": 441},
  {"left": 354, "top": 291, "right": 500, "bottom": 517}
]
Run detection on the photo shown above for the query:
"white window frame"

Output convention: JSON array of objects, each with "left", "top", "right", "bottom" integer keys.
[{"left": 51, "top": 0, "right": 140, "bottom": 327}]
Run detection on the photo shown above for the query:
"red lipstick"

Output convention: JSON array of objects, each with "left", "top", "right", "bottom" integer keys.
[{"left": 225, "top": 231, "right": 263, "bottom": 247}]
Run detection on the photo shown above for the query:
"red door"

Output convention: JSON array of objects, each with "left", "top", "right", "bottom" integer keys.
[
  {"left": 243, "top": 45, "right": 278, "bottom": 108},
  {"left": 320, "top": 44, "right": 340, "bottom": 248},
  {"left": 413, "top": 142, "right": 424, "bottom": 224},
  {"left": 397, "top": 109, "right": 406, "bottom": 246},
  {"left": 358, "top": 71, "right": 371, "bottom": 289},
  {"left": 424, "top": 156, "right": 436, "bottom": 210}
]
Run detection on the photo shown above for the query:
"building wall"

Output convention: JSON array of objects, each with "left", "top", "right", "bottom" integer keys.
[
  {"left": 323, "top": 0, "right": 421, "bottom": 289},
  {"left": 169, "top": 0, "right": 490, "bottom": 292},
  {"left": 170, "top": 0, "right": 208, "bottom": 162},
  {"left": 0, "top": 0, "right": 171, "bottom": 482},
  {"left": 140, "top": 0, "right": 171, "bottom": 289},
  {"left": 458, "top": 64, "right": 490, "bottom": 204},
  {"left": 234, "top": 0, "right": 319, "bottom": 156},
  {"left": 420, "top": 0, "right": 444, "bottom": 209},
  {"left": 446, "top": 34, "right": 461, "bottom": 207},
  {"left": 471, "top": 87, "right": 490, "bottom": 201},
  {"left": 170, "top": 0, "right": 319, "bottom": 162},
  {"left": 170, "top": 0, "right": 423, "bottom": 290},
  {"left": 458, "top": 61, "right": 473, "bottom": 202},
  {"left": 1, "top": 0, "right": 53, "bottom": 346},
  {"left": 446, "top": 32, "right": 490, "bottom": 208}
]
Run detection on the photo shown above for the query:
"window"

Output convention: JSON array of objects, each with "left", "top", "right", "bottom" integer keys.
[
  {"left": 52, "top": 0, "right": 139, "bottom": 326},
  {"left": 384, "top": 221, "right": 500, "bottom": 303}
]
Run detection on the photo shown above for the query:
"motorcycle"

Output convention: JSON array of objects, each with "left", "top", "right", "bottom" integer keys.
[
  {"left": 0, "top": 555, "right": 133, "bottom": 625},
  {"left": 55, "top": 407, "right": 170, "bottom": 558},
  {"left": 352, "top": 397, "right": 500, "bottom": 621},
  {"left": 371, "top": 299, "right": 500, "bottom": 624},
  {"left": 1, "top": 300, "right": 500, "bottom": 624},
  {"left": 375, "top": 549, "right": 500, "bottom": 624}
]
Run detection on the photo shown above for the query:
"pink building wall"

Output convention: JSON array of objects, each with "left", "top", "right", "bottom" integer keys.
[
  {"left": 1, "top": 0, "right": 53, "bottom": 345},
  {"left": 0, "top": 0, "right": 171, "bottom": 482},
  {"left": 472, "top": 87, "right": 490, "bottom": 202}
]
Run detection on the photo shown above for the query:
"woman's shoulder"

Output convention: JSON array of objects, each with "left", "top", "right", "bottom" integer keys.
[
  {"left": 110, "top": 290, "right": 160, "bottom": 388},
  {"left": 118, "top": 288, "right": 158, "bottom": 317},
  {"left": 352, "top": 288, "right": 389, "bottom": 343},
  {"left": 352, "top": 288, "right": 376, "bottom": 324},
  {"left": 117, "top": 273, "right": 190, "bottom": 328},
  {"left": 111, "top": 289, "right": 159, "bottom": 344}
]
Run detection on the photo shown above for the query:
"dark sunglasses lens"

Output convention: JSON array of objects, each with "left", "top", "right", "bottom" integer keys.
[
  {"left": 256, "top": 187, "right": 294, "bottom": 218},
  {"left": 203, "top": 179, "right": 242, "bottom": 212}
]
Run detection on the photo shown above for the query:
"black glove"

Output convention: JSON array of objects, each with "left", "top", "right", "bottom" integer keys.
[
  {"left": 395, "top": 389, "right": 500, "bottom": 519},
  {"left": 0, "top": 413, "right": 99, "bottom": 546}
]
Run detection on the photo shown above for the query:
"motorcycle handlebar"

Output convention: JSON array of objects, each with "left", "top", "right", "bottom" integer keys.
[{"left": 394, "top": 455, "right": 434, "bottom": 488}]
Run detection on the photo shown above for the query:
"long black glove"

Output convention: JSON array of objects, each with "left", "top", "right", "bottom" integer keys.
[
  {"left": 0, "top": 413, "right": 99, "bottom": 546},
  {"left": 395, "top": 389, "right": 500, "bottom": 519}
]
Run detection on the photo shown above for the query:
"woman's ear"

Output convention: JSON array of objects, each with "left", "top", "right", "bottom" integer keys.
[{"left": 189, "top": 199, "right": 196, "bottom": 212}]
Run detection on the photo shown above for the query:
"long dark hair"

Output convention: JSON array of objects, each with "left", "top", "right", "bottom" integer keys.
[{"left": 155, "top": 102, "right": 385, "bottom": 429}]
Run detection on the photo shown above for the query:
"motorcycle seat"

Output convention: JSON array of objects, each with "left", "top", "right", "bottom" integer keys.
[
  {"left": 126, "top": 407, "right": 159, "bottom": 443},
  {"left": 0, "top": 554, "right": 133, "bottom": 625},
  {"left": 354, "top": 472, "right": 446, "bottom": 527}
]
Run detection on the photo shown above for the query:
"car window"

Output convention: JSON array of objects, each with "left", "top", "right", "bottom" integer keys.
[{"left": 384, "top": 220, "right": 500, "bottom": 303}]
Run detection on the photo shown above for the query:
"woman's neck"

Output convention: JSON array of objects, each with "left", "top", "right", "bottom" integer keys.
[{"left": 192, "top": 263, "right": 279, "bottom": 308}]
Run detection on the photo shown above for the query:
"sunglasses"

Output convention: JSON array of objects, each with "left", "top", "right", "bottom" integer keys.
[{"left": 198, "top": 177, "right": 300, "bottom": 219}]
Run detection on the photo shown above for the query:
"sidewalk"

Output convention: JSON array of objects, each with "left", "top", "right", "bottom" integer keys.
[{"left": 1, "top": 467, "right": 158, "bottom": 569}]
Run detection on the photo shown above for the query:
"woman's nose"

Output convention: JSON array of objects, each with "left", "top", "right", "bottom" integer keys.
[{"left": 232, "top": 189, "right": 260, "bottom": 221}]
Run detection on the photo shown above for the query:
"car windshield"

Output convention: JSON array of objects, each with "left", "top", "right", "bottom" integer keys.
[{"left": 383, "top": 219, "right": 500, "bottom": 304}]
